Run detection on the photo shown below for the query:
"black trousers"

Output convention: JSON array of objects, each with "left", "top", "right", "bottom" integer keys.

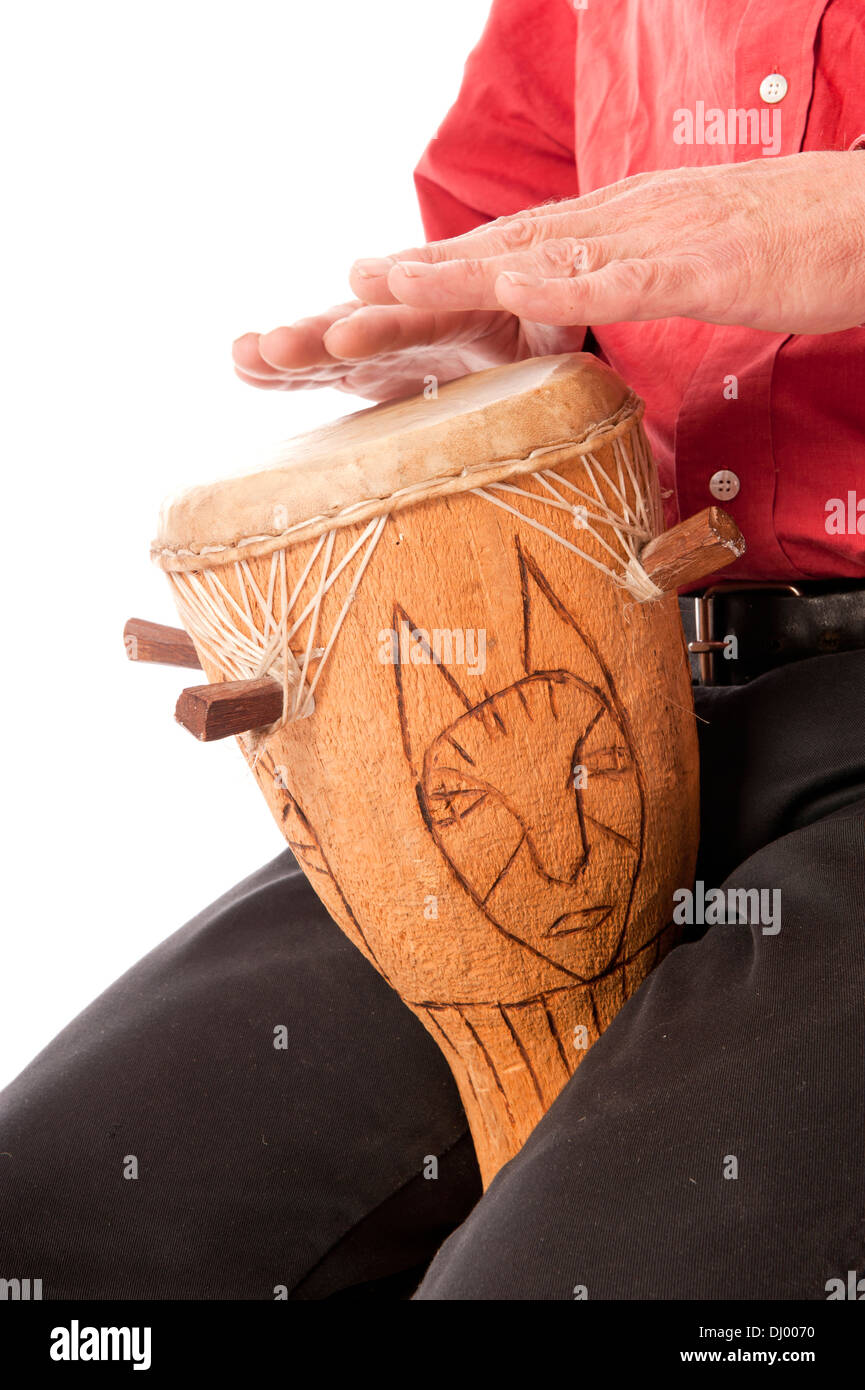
[{"left": 1, "top": 651, "right": 863, "bottom": 1300}]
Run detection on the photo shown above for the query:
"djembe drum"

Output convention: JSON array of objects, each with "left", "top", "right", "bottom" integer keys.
[{"left": 130, "top": 353, "right": 744, "bottom": 1187}]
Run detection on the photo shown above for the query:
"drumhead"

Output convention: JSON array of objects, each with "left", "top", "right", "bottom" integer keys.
[{"left": 153, "top": 354, "right": 639, "bottom": 572}]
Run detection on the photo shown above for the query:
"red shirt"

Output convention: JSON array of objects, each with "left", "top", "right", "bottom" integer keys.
[{"left": 413, "top": 0, "right": 865, "bottom": 582}]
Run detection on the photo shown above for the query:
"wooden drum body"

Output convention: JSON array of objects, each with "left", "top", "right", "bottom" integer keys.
[{"left": 154, "top": 355, "right": 705, "bottom": 1186}]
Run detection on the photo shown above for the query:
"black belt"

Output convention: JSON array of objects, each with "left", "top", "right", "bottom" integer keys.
[{"left": 678, "top": 581, "right": 865, "bottom": 685}]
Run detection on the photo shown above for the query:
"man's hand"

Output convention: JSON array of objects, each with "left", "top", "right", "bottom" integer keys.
[
  {"left": 350, "top": 153, "right": 865, "bottom": 336},
  {"left": 232, "top": 300, "right": 585, "bottom": 403}
]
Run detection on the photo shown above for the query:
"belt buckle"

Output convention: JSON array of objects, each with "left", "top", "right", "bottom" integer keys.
[{"left": 689, "top": 581, "right": 803, "bottom": 685}]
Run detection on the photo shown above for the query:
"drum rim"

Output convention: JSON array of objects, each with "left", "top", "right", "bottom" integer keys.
[{"left": 152, "top": 359, "right": 644, "bottom": 575}]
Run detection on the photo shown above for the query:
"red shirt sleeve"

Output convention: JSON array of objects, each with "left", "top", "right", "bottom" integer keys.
[{"left": 413, "top": 0, "right": 578, "bottom": 241}]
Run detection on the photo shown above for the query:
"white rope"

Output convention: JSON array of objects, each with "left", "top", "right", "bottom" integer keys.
[
  {"left": 297, "top": 513, "right": 388, "bottom": 720},
  {"left": 470, "top": 425, "right": 663, "bottom": 602},
  {"left": 170, "top": 515, "right": 387, "bottom": 738}
]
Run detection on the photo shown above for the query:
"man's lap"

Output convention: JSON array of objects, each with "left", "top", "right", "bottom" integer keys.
[
  {"left": 1, "top": 651, "right": 862, "bottom": 1299},
  {"left": 0, "top": 856, "right": 478, "bottom": 1299}
]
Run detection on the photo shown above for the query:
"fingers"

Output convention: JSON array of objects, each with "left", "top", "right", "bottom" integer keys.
[
  {"left": 255, "top": 300, "right": 363, "bottom": 369},
  {"left": 232, "top": 331, "right": 287, "bottom": 382},
  {"left": 232, "top": 301, "right": 365, "bottom": 389},
  {"left": 347, "top": 170, "right": 664, "bottom": 301},
  {"left": 348, "top": 216, "right": 576, "bottom": 303},
  {"left": 233, "top": 362, "right": 350, "bottom": 392},
  {"left": 322, "top": 304, "right": 458, "bottom": 359},
  {"left": 233, "top": 366, "right": 301, "bottom": 391},
  {"left": 362, "top": 200, "right": 682, "bottom": 313},
  {"left": 231, "top": 301, "right": 498, "bottom": 393},
  {"left": 383, "top": 236, "right": 623, "bottom": 311},
  {"left": 494, "top": 256, "right": 702, "bottom": 326},
  {"left": 349, "top": 218, "right": 580, "bottom": 303},
  {"left": 348, "top": 259, "right": 402, "bottom": 305}
]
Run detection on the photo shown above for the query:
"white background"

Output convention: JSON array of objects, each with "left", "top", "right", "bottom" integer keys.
[{"left": 0, "top": 0, "right": 491, "bottom": 1089}]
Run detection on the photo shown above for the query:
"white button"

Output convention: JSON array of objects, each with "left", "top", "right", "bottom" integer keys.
[
  {"left": 759, "top": 73, "right": 788, "bottom": 104},
  {"left": 709, "top": 470, "right": 740, "bottom": 501}
]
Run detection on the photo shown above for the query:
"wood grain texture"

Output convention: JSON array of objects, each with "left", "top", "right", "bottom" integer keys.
[
  {"left": 175, "top": 677, "right": 283, "bottom": 741},
  {"left": 641, "top": 506, "right": 745, "bottom": 592},
  {"left": 124, "top": 618, "right": 201, "bottom": 668},
  {"left": 158, "top": 357, "right": 706, "bottom": 1186}
]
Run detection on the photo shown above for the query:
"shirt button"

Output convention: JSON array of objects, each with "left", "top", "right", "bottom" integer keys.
[
  {"left": 759, "top": 73, "right": 788, "bottom": 104},
  {"left": 709, "top": 469, "right": 740, "bottom": 501}
]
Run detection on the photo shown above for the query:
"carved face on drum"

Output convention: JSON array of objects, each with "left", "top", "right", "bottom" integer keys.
[{"left": 395, "top": 541, "right": 645, "bottom": 986}]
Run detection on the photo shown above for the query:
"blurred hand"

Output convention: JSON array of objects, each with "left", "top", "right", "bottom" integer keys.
[{"left": 232, "top": 300, "right": 585, "bottom": 403}]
